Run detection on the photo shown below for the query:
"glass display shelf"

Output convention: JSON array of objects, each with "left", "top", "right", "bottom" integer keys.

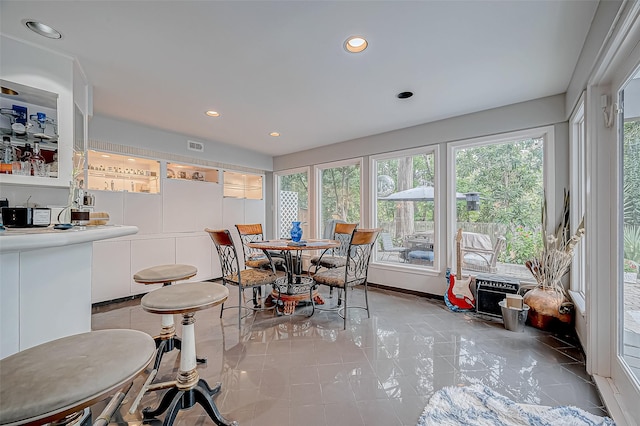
[
  {"left": 87, "top": 151, "right": 159, "bottom": 193},
  {"left": 166, "top": 163, "right": 219, "bottom": 183},
  {"left": 223, "top": 170, "right": 263, "bottom": 199}
]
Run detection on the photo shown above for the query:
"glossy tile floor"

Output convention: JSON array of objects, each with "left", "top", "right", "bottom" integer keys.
[{"left": 91, "top": 285, "right": 609, "bottom": 425}]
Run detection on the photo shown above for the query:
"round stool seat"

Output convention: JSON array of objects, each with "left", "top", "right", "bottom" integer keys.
[
  {"left": 142, "top": 282, "right": 229, "bottom": 314},
  {"left": 0, "top": 329, "right": 155, "bottom": 425},
  {"left": 134, "top": 264, "right": 197, "bottom": 284}
]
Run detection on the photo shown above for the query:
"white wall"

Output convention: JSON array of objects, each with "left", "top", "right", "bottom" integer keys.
[{"left": 89, "top": 115, "right": 273, "bottom": 172}]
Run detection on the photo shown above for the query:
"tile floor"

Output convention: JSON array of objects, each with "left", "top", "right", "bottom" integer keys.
[{"left": 91, "top": 284, "right": 609, "bottom": 425}]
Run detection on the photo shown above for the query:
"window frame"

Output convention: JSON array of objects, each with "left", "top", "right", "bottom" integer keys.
[
  {"left": 446, "top": 125, "right": 556, "bottom": 279},
  {"left": 569, "top": 92, "right": 587, "bottom": 313},
  {"left": 314, "top": 158, "right": 364, "bottom": 239},
  {"left": 274, "top": 166, "right": 311, "bottom": 240},
  {"left": 369, "top": 145, "right": 441, "bottom": 272}
]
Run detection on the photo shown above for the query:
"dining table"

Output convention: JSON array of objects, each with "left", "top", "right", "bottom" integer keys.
[{"left": 246, "top": 239, "right": 340, "bottom": 315}]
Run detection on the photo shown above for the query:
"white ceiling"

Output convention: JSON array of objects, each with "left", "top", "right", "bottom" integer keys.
[{"left": 0, "top": 1, "right": 599, "bottom": 157}]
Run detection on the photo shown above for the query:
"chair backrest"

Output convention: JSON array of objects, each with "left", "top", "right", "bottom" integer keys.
[
  {"left": 380, "top": 232, "right": 394, "bottom": 250},
  {"left": 235, "top": 223, "right": 266, "bottom": 263},
  {"left": 205, "top": 228, "right": 241, "bottom": 281},
  {"left": 461, "top": 231, "right": 493, "bottom": 251},
  {"left": 344, "top": 228, "right": 380, "bottom": 286},
  {"left": 333, "top": 222, "right": 358, "bottom": 256}
]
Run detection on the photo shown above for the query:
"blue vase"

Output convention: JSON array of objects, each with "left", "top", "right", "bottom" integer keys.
[{"left": 290, "top": 221, "right": 302, "bottom": 242}]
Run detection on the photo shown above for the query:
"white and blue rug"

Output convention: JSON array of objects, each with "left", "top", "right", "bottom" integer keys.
[{"left": 418, "top": 384, "right": 615, "bottom": 426}]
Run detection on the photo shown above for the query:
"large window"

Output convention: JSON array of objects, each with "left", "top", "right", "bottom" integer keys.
[
  {"left": 452, "top": 128, "right": 551, "bottom": 279},
  {"left": 372, "top": 149, "right": 437, "bottom": 268},
  {"left": 275, "top": 168, "right": 309, "bottom": 239},
  {"left": 620, "top": 72, "right": 640, "bottom": 385},
  {"left": 570, "top": 96, "right": 587, "bottom": 303},
  {"left": 316, "top": 160, "right": 361, "bottom": 237}
]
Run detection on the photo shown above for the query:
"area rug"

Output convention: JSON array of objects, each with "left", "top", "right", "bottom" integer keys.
[{"left": 417, "top": 384, "right": 615, "bottom": 426}]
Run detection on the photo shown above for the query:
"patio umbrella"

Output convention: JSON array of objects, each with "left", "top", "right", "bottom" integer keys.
[{"left": 379, "top": 185, "right": 467, "bottom": 201}]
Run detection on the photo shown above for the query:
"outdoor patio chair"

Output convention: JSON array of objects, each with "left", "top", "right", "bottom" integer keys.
[
  {"left": 379, "top": 232, "right": 408, "bottom": 262},
  {"left": 461, "top": 232, "right": 506, "bottom": 273}
]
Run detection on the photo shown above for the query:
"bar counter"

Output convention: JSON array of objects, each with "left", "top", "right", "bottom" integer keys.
[{"left": 0, "top": 225, "right": 138, "bottom": 358}]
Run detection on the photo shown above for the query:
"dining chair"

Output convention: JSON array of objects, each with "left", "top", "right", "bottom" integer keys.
[
  {"left": 312, "top": 228, "right": 381, "bottom": 329},
  {"left": 311, "top": 222, "right": 358, "bottom": 304},
  {"left": 310, "top": 222, "right": 358, "bottom": 270},
  {"left": 206, "top": 228, "right": 284, "bottom": 328},
  {"left": 235, "top": 224, "right": 284, "bottom": 269},
  {"left": 235, "top": 223, "right": 286, "bottom": 308}
]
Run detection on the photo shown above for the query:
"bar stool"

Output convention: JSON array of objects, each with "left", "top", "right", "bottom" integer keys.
[
  {"left": 133, "top": 264, "right": 198, "bottom": 370},
  {"left": 0, "top": 329, "right": 155, "bottom": 425},
  {"left": 140, "top": 281, "right": 236, "bottom": 426}
]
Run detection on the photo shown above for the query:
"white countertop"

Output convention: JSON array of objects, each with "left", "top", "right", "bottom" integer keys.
[{"left": 0, "top": 225, "right": 139, "bottom": 253}]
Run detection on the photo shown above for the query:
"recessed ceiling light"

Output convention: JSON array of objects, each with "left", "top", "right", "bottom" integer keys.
[
  {"left": 269, "top": 132, "right": 280, "bottom": 137},
  {"left": 1, "top": 87, "right": 18, "bottom": 96},
  {"left": 345, "top": 36, "right": 368, "bottom": 53},
  {"left": 101, "top": 154, "right": 110, "bottom": 158},
  {"left": 24, "top": 21, "right": 62, "bottom": 39},
  {"left": 205, "top": 110, "right": 220, "bottom": 117},
  {"left": 127, "top": 158, "right": 135, "bottom": 162},
  {"left": 397, "top": 91, "right": 414, "bottom": 99}
]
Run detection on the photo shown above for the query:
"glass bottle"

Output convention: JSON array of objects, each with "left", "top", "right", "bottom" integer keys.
[
  {"left": 20, "top": 143, "right": 33, "bottom": 162},
  {"left": 30, "top": 142, "right": 47, "bottom": 177},
  {"left": 49, "top": 151, "right": 58, "bottom": 178},
  {"left": 0, "top": 136, "right": 14, "bottom": 174}
]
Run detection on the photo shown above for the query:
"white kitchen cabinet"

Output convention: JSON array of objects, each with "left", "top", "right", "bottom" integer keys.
[
  {"left": 91, "top": 240, "right": 131, "bottom": 304},
  {"left": 0, "top": 253, "right": 19, "bottom": 358},
  {"left": 163, "top": 178, "right": 222, "bottom": 233},
  {"left": 92, "top": 190, "right": 124, "bottom": 227},
  {"left": 125, "top": 192, "right": 162, "bottom": 235},
  {"left": 175, "top": 234, "right": 216, "bottom": 280},
  {"left": 130, "top": 238, "right": 176, "bottom": 295}
]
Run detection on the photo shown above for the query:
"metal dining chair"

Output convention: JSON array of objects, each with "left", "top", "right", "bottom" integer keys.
[
  {"left": 310, "top": 222, "right": 358, "bottom": 270},
  {"left": 312, "top": 228, "right": 381, "bottom": 329},
  {"left": 206, "top": 228, "right": 284, "bottom": 328}
]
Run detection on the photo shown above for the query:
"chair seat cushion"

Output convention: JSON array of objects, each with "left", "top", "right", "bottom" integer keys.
[
  {"left": 408, "top": 250, "right": 434, "bottom": 261},
  {"left": 462, "top": 253, "right": 491, "bottom": 266},
  {"left": 141, "top": 282, "right": 229, "bottom": 314},
  {"left": 310, "top": 255, "right": 347, "bottom": 269},
  {"left": 0, "top": 330, "right": 155, "bottom": 425},
  {"left": 225, "top": 269, "right": 285, "bottom": 287},
  {"left": 313, "top": 267, "right": 346, "bottom": 287},
  {"left": 245, "top": 255, "right": 285, "bottom": 269},
  {"left": 134, "top": 264, "right": 197, "bottom": 284}
]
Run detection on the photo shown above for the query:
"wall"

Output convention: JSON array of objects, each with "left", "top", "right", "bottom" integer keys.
[
  {"left": 89, "top": 115, "right": 273, "bottom": 172},
  {"left": 565, "top": 0, "right": 623, "bottom": 118}
]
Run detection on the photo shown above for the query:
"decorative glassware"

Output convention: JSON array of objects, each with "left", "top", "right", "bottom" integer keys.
[
  {"left": 30, "top": 142, "right": 47, "bottom": 177},
  {"left": 290, "top": 221, "right": 303, "bottom": 242}
]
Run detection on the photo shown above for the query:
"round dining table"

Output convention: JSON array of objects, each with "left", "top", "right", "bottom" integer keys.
[{"left": 246, "top": 239, "right": 339, "bottom": 315}]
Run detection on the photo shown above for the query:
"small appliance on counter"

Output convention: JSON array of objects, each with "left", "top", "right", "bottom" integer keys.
[{"left": 1, "top": 206, "right": 51, "bottom": 228}]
